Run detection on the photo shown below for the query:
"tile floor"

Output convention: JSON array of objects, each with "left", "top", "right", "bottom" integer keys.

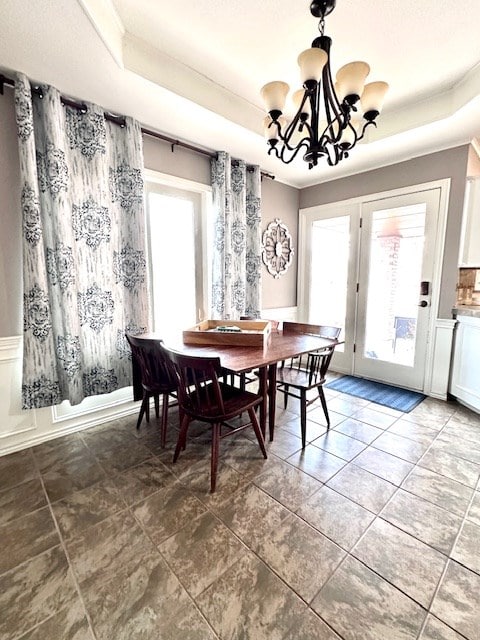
[{"left": 1, "top": 382, "right": 480, "bottom": 639}]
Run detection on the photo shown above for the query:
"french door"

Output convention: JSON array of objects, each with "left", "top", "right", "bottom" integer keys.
[{"left": 298, "top": 184, "right": 445, "bottom": 391}]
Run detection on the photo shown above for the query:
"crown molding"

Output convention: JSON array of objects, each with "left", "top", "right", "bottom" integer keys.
[
  {"left": 123, "top": 33, "right": 264, "bottom": 135},
  {"left": 77, "top": 0, "right": 125, "bottom": 68}
]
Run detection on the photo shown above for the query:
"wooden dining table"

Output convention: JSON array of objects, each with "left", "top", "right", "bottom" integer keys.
[{"left": 136, "top": 328, "right": 340, "bottom": 442}]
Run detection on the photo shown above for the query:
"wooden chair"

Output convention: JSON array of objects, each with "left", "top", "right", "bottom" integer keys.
[
  {"left": 276, "top": 322, "right": 341, "bottom": 448},
  {"left": 160, "top": 344, "right": 267, "bottom": 492},
  {"left": 125, "top": 334, "right": 178, "bottom": 447}
]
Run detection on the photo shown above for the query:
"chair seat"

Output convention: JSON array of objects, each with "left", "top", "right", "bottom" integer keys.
[
  {"left": 142, "top": 380, "right": 176, "bottom": 395},
  {"left": 183, "top": 382, "right": 262, "bottom": 421},
  {"left": 276, "top": 368, "right": 325, "bottom": 391}
]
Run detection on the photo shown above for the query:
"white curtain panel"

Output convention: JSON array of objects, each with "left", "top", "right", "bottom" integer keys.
[
  {"left": 210, "top": 151, "right": 262, "bottom": 320},
  {"left": 14, "top": 73, "right": 149, "bottom": 409}
]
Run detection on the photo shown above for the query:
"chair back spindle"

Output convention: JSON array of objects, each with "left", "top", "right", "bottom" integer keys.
[
  {"left": 160, "top": 344, "right": 267, "bottom": 492},
  {"left": 171, "top": 355, "right": 226, "bottom": 419},
  {"left": 276, "top": 322, "right": 341, "bottom": 448}
]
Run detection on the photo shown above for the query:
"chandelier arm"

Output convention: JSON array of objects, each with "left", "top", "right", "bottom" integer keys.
[
  {"left": 298, "top": 82, "right": 322, "bottom": 167},
  {"left": 280, "top": 142, "right": 310, "bottom": 164},
  {"left": 339, "top": 118, "right": 360, "bottom": 151},
  {"left": 349, "top": 119, "right": 360, "bottom": 144},
  {"left": 297, "top": 118, "right": 315, "bottom": 142},
  {"left": 355, "top": 119, "right": 377, "bottom": 143},
  {"left": 325, "top": 143, "right": 335, "bottom": 166},
  {"left": 321, "top": 63, "right": 346, "bottom": 144},
  {"left": 305, "top": 86, "right": 318, "bottom": 140},
  {"left": 280, "top": 87, "right": 313, "bottom": 147},
  {"left": 283, "top": 132, "right": 312, "bottom": 153},
  {"left": 293, "top": 90, "right": 318, "bottom": 158},
  {"left": 308, "top": 81, "right": 320, "bottom": 149},
  {"left": 272, "top": 117, "right": 312, "bottom": 153},
  {"left": 326, "top": 142, "right": 343, "bottom": 166},
  {"left": 274, "top": 140, "right": 311, "bottom": 165},
  {"left": 278, "top": 125, "right": 311, "bottom": 154},
  {"left": 269, "top": 118, "right": 282, "bottom": 136},
  {"left": 280, "top": 113, "right": 302, "bottom": 145}
]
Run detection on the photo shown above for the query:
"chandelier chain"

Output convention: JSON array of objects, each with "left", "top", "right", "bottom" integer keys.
[{"left": 318, "top": 17, "right": 325, "bottom": 37}]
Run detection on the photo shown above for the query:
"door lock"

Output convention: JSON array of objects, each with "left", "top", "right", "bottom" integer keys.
[
  {"left": 420, "top": 281, "right": 430, "bottom": 296},
  {"left": 418, "top": 300, "right": 428, "bottom": 307}
]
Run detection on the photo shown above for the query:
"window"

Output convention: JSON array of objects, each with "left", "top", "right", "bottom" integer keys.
[
  {"left": 309, "top": 215, "right": 350, "bottom": 351},
  {"left": 144, "top": 171, "right": 212, "bottom": 336}
]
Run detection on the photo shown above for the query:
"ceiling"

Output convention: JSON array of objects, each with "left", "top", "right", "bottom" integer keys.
[{"left": 1, "top": 0, "right": 480, "bottom": 187}]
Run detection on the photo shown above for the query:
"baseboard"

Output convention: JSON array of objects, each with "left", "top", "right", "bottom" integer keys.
[
  {"left": 1, "top": 403, "right": 139, "bottom": 456},
  {"left": 0, "top": 335, "right": 141, "bottom": 456}
]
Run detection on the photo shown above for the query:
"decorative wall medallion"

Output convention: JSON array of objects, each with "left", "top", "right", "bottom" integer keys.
[{"left": 261, "top": 218, "right": 294, "bottom": 278}]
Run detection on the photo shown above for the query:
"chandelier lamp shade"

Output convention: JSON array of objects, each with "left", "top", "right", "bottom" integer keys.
[{"left": 260, "top": 0, "right": 389, "bottom": 168}]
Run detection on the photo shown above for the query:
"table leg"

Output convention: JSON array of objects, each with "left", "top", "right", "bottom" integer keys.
[
  {"left": 257, "top": 366, "right": 268, "bottom": 439},
  {"left": 268, "top": 363, "right": 277, "bottom": 442}
]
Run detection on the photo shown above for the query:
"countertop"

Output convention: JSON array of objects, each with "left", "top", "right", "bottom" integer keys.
[{"left": 452, "top": 305, "right": 480, "bottom": 319}]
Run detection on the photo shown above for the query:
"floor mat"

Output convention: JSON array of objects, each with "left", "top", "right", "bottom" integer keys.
[{"left": 325, "top": 375, "right": 426, "bottom": 412}]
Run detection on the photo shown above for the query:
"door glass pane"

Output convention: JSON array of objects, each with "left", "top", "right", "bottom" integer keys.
[
  {"left": 148, "top": 193, "right": 197, "bottom": 336},
  {"left": 309, "top": 216, "right": 350, "bottom": 349},
  {"left": 363, "top": 204, "right": 426, "bottom": 366}
]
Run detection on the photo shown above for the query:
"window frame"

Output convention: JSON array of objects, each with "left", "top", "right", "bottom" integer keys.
[{"left": 144, "top": 170, "right": 213, "bottom": 331}]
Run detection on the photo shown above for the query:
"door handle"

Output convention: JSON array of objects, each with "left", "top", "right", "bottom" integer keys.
[{"left": 418, "top": 300, "right": 428, "bottom": 307}]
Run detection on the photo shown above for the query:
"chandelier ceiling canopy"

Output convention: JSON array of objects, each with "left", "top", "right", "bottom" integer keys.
[{"left": 260, "top": 0, "right": 389, "bottom": 169}]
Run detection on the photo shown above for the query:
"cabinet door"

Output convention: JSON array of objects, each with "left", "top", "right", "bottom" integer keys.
[
  {"left": 460, "top": 178, "right": 480, "bottom": 267},
  {"left": 450, "top": 316, "right": 480, "bottom": 412}
]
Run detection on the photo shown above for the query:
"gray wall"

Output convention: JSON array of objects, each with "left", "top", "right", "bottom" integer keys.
[
  {"left": 143, "top": 134, "right": 211, "bottom": 185},
  {"left": 0, "top": 91, "right": 300, "bottom": 336},
  {"left": 301, "top": 146, "right": 470, "bottom": 318},
  {"left": 260, "top": 177, "right": 299, "bottom": 310}
]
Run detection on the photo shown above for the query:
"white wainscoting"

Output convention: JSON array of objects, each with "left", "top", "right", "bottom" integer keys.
[
  {"left": 261, "top": 307, "right": 297, "bottom": 323},
  {"left": 423, "top": 318, "right": 457, "bottom": 400},
  {"left": 0, "top": 336, "right": 139, "bottom": 456},
  {"left": 0, "top": 337, "right": 38, "bottom": 447},
  {"left": 450, "top": 315, "right": 480, "bottom": 413}
]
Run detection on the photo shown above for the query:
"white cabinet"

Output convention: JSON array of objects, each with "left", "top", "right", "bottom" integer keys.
[
  {"left": 459, "top": 177, "right": 480, "bottom": 267},
  {"left": 450, "top": 314, "right": 480, "bottom": 413}
]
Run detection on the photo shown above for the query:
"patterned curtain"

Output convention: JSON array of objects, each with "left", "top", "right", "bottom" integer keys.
[
  {"left": 210, "top": 151, "right": 262, "bottom": 319},
  {"left": 14, "top": 73, "right": 149, "bottom": 409}
]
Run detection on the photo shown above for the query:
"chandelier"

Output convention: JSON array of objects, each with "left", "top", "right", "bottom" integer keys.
[{"left": 260, "top": 0, "right": 389, "bottom": 169}]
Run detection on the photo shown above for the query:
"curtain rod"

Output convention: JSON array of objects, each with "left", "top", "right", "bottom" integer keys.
[{"left": 0, "top": 73, "right": 275, "bottom": 181}]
